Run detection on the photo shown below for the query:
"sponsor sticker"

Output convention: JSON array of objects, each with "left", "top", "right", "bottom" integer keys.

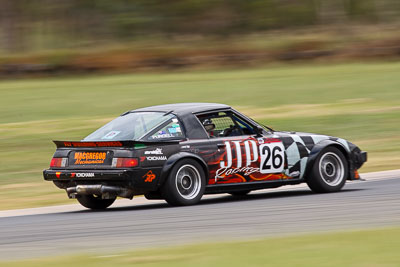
[
  {"left": 168, "top": 128, "right": 177, "bottom": 134},
  {"left": 75, "top": 173, "right": 95, "bottom": 178},
  {"left": 101, "top": 131, "right": 121, "bottom": 140},
  {"left": 70, "top": 172, "right": 95, "bottom": 178},
  {"left": 151, "top": 133, "right": 174, "bottom": 139},
  {"left": 144, "top": 148, "right": 163, "bottom": 155},
  {"left": 146, "top": 156, "right": 167, "bottom": 161},
  {"left": 64, "top": 141, "right": 122, "bottom": 147},
  {"left": 143, "top": 170, "right": 156, "bottom": 182},
  {"left": 73, "top": 152, "right": 107, "bottom": 165}
]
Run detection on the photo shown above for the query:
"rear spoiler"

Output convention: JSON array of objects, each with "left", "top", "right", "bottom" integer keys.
[{"left": 53, "top": 140, "right": 180, "bottom": 148}]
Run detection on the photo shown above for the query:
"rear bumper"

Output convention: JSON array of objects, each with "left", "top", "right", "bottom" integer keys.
[
  {"left": 43, "top": 167, "right": 161, "bottom": 192},
  {"left": 43, "top": 169, "right": 133, "bottom": 181}
]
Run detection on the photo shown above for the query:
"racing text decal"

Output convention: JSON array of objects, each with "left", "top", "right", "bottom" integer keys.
[
  {"left": 210, "top": 137, "right": 289, "bottom": 184},
  {"left": 64, "top": 141, "right": 122, "bottom": 147},
  {"left": 73, "top": 152, "right": 106, "bottom": 165}
]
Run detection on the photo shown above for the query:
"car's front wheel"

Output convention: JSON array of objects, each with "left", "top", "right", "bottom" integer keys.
[
  {"left": 77, "top": 194, "right": 116, "bottom": 210},
  {"left": 162, "top": 159, "right": 205, "bottom": 206},
  {"left": 307, "top": 146, "right": 348, "bottom": 193}
]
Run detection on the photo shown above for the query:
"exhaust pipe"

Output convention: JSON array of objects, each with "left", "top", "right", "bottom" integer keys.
[{"left": 66, "top": 185, "right": 134, "bottom": 199}]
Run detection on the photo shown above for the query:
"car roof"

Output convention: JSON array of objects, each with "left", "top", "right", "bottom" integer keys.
[{"left": 129, "top": 103, "right": 231, "bottom": 115}]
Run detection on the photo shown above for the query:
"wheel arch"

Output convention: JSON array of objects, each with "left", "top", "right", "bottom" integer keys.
[
  {"left": 158, "top": 152, "right": 209, "bottom": 187},
  {"left": 304, "top": 140, "right": 351, "bottom": 180}
]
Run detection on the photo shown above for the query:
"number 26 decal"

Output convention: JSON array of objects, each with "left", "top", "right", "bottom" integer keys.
[{"left": 259, "top": 143, "right": 285, "bottom": 173}]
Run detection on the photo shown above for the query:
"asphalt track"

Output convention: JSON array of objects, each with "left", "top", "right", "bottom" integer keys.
[{"left": 0, "top": 170, "right": 399, "bottom": 261}]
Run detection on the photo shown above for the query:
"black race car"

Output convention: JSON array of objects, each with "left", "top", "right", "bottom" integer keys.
[{"left": 43, "top": 103, "right": 367, "bottom": 209}]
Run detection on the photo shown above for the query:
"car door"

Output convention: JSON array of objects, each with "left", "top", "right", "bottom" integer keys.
[{"left": 195, "top": 111, "right": 287, "bottom": 185}]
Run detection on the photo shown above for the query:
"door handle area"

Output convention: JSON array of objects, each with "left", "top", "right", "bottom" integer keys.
[{"left": 217, "top": 143, "right": 225, "bottom": 148}]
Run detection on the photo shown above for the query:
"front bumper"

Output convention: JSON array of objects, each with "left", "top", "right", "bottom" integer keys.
[
  {"left": 355, "top": 151, "right": 368, "bottom": 169},
  {"left": 360, "top": 151, "right": 367, "bottom": 162}
]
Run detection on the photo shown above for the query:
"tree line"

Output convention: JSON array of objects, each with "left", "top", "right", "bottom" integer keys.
[{"left": 0, "top": 0, "right": 399, "bottom": 52}]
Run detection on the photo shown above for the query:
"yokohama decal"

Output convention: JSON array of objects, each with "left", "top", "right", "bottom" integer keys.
[
  {"left": 75, "top": 173, "right": 95, "bottom": 178},
  {"left": 70, "top": 172, "right": 94, "bottom": 178}
]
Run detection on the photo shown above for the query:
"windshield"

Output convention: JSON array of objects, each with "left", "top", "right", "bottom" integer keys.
[{"left": 84, "top": 112, "right": 176, "bottom": 141}]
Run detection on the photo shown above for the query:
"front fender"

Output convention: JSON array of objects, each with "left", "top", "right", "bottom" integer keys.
[
  {"left": 304, "top": 139, "right": 351, "bottom": 180},
  {"left": 158, "top": 152, "right": 209, "bottom": 186}
]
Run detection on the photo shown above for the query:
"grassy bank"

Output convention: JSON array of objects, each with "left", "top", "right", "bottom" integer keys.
[
  {"left": 1, "top": 62, "right": 400, "bottom": 209},
  {"left": 2, "top": 227, "right": 399, "bottom": 266}
]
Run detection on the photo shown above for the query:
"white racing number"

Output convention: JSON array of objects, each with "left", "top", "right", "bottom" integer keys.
[{"left": 259, "top": 143, "right": 285, "bottom": 173}]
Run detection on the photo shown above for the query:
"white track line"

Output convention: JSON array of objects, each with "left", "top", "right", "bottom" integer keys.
[{"left": 0, "top": 169, "right": 399, "bottom": 218}]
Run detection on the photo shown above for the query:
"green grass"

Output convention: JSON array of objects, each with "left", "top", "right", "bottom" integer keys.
[
  {"left": 2, "top": 227, "right": 400, "bottom": 266},
  {"left": 1, "top": 62, "right": 400, "bottom": 210}
]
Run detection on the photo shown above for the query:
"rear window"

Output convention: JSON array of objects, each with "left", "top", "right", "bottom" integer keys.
[
  {"left": 84, "top": 112, "right": 176, "bottom": 141},
  {"left": 147, "top": 118, "right": 184, "bottom": 140}
]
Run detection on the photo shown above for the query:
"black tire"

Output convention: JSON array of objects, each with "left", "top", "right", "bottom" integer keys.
[
  {"left": 77, "top": 194, "right": 116, "bottom": 210},
  {"left": 306, "top": 146, "right": 348, "bottom": 193},
  {"left": 229, "top": 190, "right": 251, "bottom": 196},
  {"left": 162, "top": 159, "right": 206, "bottom": 206}
]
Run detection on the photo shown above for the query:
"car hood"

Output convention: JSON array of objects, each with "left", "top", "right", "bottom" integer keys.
[{"left": 272, "top": 131, "right": 356, "bottom": 152}]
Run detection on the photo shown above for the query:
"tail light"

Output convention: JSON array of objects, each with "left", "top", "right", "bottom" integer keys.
[
  {"left": 50, "top": 157, "right": 68, "bottom": 168},
  {"left": 112, "top": 158, "right": 138, "bottom": 168}
]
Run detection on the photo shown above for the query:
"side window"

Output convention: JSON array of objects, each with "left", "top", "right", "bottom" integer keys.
[
  {"left": 231, "top": 114, "right": 255, "bottom": 135},
  {"left": 211, "top": 116, "right": 236, "bottom": 136},
  {"left": 197, "top": 112, "right": 254, "bottom": 138},
  {"left": 148, "top": 118, "right": 184, "bottom": 140}
]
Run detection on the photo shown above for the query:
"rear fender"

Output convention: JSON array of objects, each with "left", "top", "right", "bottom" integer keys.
[
  {"left": 158, "top": 152, "right": 209, "bottom": 186},
  {"left": 304, "top": 140, "right": 352, "bottom": 180}
]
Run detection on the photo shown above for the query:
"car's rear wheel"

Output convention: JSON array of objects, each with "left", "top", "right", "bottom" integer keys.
[
  {"left": 77, "top": 194, "right": 116, "bottom": 210},
  {"left": 307, "top": 146, "right": 348, "bottom": 193},
  {"left": 162, "top": 159, "right": 205, "bottom": 206}
]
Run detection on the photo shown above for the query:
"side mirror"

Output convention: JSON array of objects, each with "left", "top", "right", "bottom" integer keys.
[{"left": 255, "top": 126, "right": 264, "bottom": 137}]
